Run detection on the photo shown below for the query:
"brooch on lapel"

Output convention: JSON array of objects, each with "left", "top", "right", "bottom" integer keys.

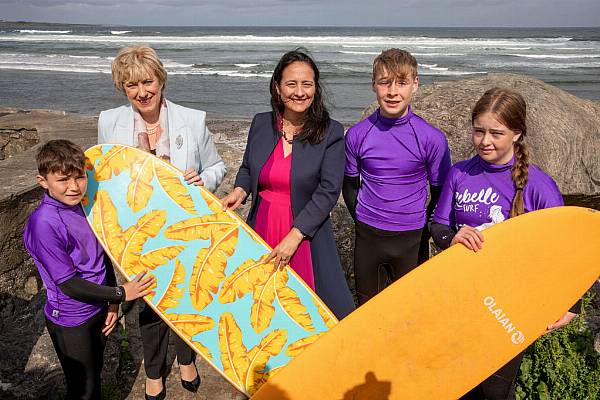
[{"left": 175, "top": 134, "right": 183, "bottom": 149}]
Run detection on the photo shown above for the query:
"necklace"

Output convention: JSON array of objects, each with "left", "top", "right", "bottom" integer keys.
[
  {"left": 281, "top": 118, "right": 302, "bottom": 144},
  {"left": 145, "top": 122, "right": 160, "bottom": 136},
  {"left": 281, "top": 129, "right": 294, "bottom": 144}
]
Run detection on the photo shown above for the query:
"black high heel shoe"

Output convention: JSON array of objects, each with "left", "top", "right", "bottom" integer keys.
[
  {"left": 145, "top": 377, "right": 166, "bottom": 400},
  {"left": 144, "top": 387, "right": 166, "bottom": 400},
  {"left": 180, "top": 363, "right": 201, "bottom": 393}
]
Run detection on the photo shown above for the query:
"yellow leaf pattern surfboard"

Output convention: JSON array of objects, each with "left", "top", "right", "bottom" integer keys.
[{"left": 83, "top": 144, "right": 337, "bottom": 396}]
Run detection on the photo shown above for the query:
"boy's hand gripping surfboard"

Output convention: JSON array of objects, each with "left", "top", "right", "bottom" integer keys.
[
  {"left": 83, "top": 144, "right": 337, "bottom": 396},
  {"left": 251, "top": 206, "right": 600, "bottom": 399}
]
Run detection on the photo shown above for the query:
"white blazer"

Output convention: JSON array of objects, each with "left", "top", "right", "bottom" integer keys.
[{"left": 98, "top": 99, "right": 226, "bottom": 192}]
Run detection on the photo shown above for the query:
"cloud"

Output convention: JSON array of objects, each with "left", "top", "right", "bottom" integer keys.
[
  {"left": 0, "top": 0, "right": 321, "bottom": 6},
  {"left": 0, "top": 0, "right": 598, "bottom": 26}
]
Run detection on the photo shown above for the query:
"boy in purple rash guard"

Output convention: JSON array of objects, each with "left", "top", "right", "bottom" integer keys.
[
  {"left": 343, "top": 49, "right": 451, "bottom": 305},
  {"left": 23, "top": 140, "right": 153, "bottom": 400},
  {"left": 431, "top": 88, "right": 580, "bottom": 400}
]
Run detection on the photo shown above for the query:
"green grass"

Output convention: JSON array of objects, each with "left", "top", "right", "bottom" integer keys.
[{"left": 516, "top": 294, "right": 600, "bottom": 400}]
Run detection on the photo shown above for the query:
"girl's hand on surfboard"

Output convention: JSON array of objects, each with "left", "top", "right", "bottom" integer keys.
[
  {"left": 102, "top": 304, "right": 119, "bottom": 336},
  {"left": 265, "top": 228, "right": 304, "bottom": 269},
  {"left": 122, "top": 270, "right": 155, "bottom": 301},
  {"left": 220, "top": 187, "right": 247, "bottom": 211},
  {"left": 546, "top": 311, "right": 577, "bottom": 334},
  {"left": 451, "top": 225, "right": 485, "bottom": 252},
  {"left": 183, "top": 169, "right": 204, "bottom": 186}
]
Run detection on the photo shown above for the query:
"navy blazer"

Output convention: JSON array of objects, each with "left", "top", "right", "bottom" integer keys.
[
  {"left": 235, "top": 112, "right": 345, "bottom": 238},
  {"left": 234, "top": 111, "right": 355, "bottom": 319}
]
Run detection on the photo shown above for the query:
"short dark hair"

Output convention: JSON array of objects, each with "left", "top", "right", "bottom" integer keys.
[
  {"left": 36, "top": 139, "right": 86, "bottom": 177},
  {"left": 269, "top": 48, "right": 330, "bottom": 144}
]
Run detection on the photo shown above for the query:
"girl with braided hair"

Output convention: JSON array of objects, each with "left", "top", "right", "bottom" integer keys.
[{"left": 430, "top": 88, "right": 579, "bottom": 399}]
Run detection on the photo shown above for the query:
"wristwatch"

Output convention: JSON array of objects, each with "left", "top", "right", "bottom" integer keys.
[{"left": 115, "top": 286, "right": 125, "bottom": 303}]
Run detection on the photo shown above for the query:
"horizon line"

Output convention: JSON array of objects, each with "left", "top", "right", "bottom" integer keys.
[{"left": 2, "top": 20, "right": 599, "bottom": 29}]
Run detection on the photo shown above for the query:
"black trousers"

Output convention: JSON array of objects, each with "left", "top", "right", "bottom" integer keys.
[
  {"left": 139, "top": 300, "right": 196, "bottom": 379},
  {"left": 353, "top": 220, "right": 428, "bottom": 305},
  {"left": 45, "top": 310, "right": 108, "bottom": 400},
  {"left": 461, "top": 351, "right": 526, "bottom": 400}
]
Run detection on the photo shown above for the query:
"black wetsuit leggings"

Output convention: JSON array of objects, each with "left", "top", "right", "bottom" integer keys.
[
  {"left": 139, "top": 300, "right": 196, "bottom": 379},
  {"left": 45, "top": 310, "right": 108, "bottom": 400},
  {"left": 354, "top": 220, "right": 429, "bottom": 305},
  {"left": 461, "top": 351, "right": 525, "bottom": 400}
]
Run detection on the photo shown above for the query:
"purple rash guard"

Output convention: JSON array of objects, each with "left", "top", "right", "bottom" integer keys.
[
  {"left": 23, "top": 193, "right": 108, "bottom": 327},
  {"left": 345, "top": 107, "right": 451, "bottom": 231},
  {"left": 433, "top": 155, "right": 563, "bottom": 230}
]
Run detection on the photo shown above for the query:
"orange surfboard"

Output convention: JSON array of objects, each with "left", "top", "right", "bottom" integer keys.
[{"left": 251, "top": 206, "right": 600, "bottom": 400}]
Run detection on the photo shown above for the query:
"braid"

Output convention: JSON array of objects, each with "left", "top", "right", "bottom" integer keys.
[
  {"left": 472, "top": 87, "right": 529, "bottom": 218},
  {"left": 510, "top": 139, "right": 529, "bottom": 217}
]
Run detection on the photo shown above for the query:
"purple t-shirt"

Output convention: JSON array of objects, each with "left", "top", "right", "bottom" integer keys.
[
  {"left": 345, "top": 107, "right": 451, "bottom": 231},
  {"left": 433, "top": 155, "right": 563, "bottom": 230},
  {"left": 23, "top": 193, "right": 108, "bottom": 327}
]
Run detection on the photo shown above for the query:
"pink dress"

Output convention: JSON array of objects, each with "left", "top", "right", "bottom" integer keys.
[{"left": 254, "top": 139, "right": 315, "bottom": 289}]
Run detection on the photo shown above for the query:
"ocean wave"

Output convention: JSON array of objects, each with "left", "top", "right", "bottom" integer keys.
[
  {"left": 0, "top": 64, "right": 109, "bottom": 74},
  {"left": 169, "top": 69, "right": 272, "bottom": 78},
  {"left": 234, "top": 63, "right": 260, "bottom": 68},
  {"left": 552, "top": 47, "right": 596, "bottom": 50},
  {"left": 411, "top": 53, "right": 465, "bottom": 57},
  {"left": 16, "top": 29, "right": 72, "bottom": 34},
  {"left": 338, "top": 50, "right": 466, "bottom": 57},
  {"left": 0, "top": 52, "right": 191, "bottom": 70},
  {"left": 420, "top": 70, "right": 487, "bottom": 76},
  {"left": 0, "top": 33, "right": 577, "bottom": 48},
  {"left": 339, "top": 50, "right": 380, "bottom": 55},
  {"left": 341, "top": 44, "right": 376, "bottom": 48},
  {"left": 336, "top": 64, "right": 372, "bottom": 73},
  {"left": 484, "top": 60, "right": 600, "bottom": 69},
  {"left": 0, "top": 54, "right": 270, "bottom": 78},
  {"left": 0, "top": 62, "right": 273, "bottom": 78},
  {"left": 508, "top": 53, "right": 600, "bottom": 59},
  {"left": 420, "top": 63, "right": 449, "bottom": 71},
  {"left": 68, "top": 55, "right": 101, "bottom": 59},
  {"left": 111, "top": 31, "right": 131, "bottom": 35}
]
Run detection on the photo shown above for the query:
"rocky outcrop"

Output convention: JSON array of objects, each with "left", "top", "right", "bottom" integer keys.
[{"left": 364, "top": 73, "right": 600, "bottom": 207}]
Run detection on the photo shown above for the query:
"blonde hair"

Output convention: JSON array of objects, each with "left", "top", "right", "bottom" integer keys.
[
  {"left": 472, "top": 88, "right": 529, "bottom": 218},
  {"left": 111, "top": 45, "right": 167, "bottom": 94},
  {"left": 372, "top": 48, "right": 418, "bottom": 82}
]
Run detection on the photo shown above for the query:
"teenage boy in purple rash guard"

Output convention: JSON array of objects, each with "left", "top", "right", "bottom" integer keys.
[
  {"left": 23, "top": 140, "right": 154, "bottom": 400},
  {"left": 343, "top": 48, "right": 451, "bottom": 305},
  {"left": 431, "top": 88, "right": 580, "bottom": 400}
]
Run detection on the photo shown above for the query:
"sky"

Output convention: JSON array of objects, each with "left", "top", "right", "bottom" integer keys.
[{"left": 0, "top": 0, "right": 599, "bottom": 27}]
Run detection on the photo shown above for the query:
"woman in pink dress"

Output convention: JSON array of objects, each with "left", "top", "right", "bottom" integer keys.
[
  {"left": 221, "top": 49, "right": 355, "bottom": 319},
  {"left": 253, "top": 126, "right": 314, "bottom": 288}
]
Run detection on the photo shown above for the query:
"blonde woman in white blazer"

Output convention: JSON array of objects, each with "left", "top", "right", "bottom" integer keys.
[
  {"left": 98, "top": 99, "right": 225, "bottom": 191},
  {"left": 98, "top": 45, "right": 226, "bottom": 400}
]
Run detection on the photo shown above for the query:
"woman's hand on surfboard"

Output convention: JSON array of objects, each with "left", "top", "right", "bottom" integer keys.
[
  {"left": 545, "top": 311, "right": 577, "bottom": 334},
  {"left": 220, "top": 187, "right": 247, "bottom": 211},
  {"left": 122, "top": 270, "right": 155, "bottom": 301},
  {"left": 265, "top": 228, "right": 304, "bottom": 269},
  {"left": 183, "top": 169, "right": 204, "bottom": 186},
  {"left": 102, "top": 304, "right": 119, "bottom": 336},
  {"left": 451, "top": 225, "right": 485, "bottom": 252}
]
